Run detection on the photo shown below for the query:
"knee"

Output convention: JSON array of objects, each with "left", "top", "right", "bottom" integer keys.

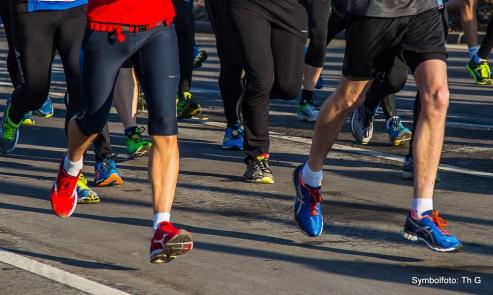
[
  {"left": 420, "top": 86, "right": 449, "bottom": 115},
  {"left": 335, "top": 83, "right": 366, "bottom": 113},
  {"left": 386, "top": 71, "right": 408, "bottom": 94},
  {"left": 151, "top": 134, "right": 178, "bottom": 150},
  {"left": 76, "top": 110, "right": 108, "bottom": 136},
  {"left": 246, "top": 74, "right": 275, "bottom": 98},
  {"left": 275, "top": 80, "right": 301, "bottom": 99}
]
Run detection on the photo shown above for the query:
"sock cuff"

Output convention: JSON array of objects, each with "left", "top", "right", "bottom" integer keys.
[{"left": 153, "top": 212, "right": 171, "bottom": 230}]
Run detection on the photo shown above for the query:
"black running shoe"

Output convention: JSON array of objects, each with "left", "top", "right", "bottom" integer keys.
[{"left": 243, "top": 153, "right": 274, "bottom": 184}]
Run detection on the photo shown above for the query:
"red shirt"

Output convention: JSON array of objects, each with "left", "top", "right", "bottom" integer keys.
[{"left": 87, "top": 0, "right": 175, "bottom": 26}]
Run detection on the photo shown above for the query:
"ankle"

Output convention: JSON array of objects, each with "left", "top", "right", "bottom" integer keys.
[
  {"left": 153, "top": 212, "right": 171, "bottom": 230},
  {"left": 63, "top": 154, "right": 83, "bottom": 177}
]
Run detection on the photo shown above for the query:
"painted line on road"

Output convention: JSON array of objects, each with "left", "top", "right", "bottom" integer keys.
[
  {"left": 197, "top": 120, "right": 493, "bottom": 179},
  {"left": 0, "top": 248, "right": 131, "bottom": 295}
]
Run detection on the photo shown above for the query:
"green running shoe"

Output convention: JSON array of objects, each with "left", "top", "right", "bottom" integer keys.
[
  {"left": 77, "top": 173, "right": 101, "bottom": 204},
  {"left": 466, "top": 59, "right": 491, "bottom": 85},
  {"left": 177, "top": 91, "right": 202, "bottom": 119},
  {"left": 126, "top": 126, "right": 152, "bottom": 159},
  {"left": 0, "top": 106, "right": 20, "bottom": 154}
]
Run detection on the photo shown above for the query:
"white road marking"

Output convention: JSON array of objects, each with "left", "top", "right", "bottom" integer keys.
[
  {"left": 0, "top": 248, "right": 131, "bottom": 295},
  {"left": 198, "top": 120, "right": 493, "bottom": 179}
]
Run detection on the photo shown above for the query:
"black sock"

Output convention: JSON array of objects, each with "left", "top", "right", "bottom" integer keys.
[{"left": 300, "top": 89, "right": 314, "bottom": 104}]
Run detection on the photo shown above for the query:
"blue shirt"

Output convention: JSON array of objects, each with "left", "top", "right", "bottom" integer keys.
[{"left": 28, "top": 0, "right": 87, "bottom": 12}]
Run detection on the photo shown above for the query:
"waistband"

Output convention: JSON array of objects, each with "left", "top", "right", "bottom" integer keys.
[{"left": 87, "top": 19, "right": 173, "bottom": 42}]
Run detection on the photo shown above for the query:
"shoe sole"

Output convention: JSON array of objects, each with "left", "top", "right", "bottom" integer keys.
[
  {"left": 77, "top": 195, "right": 101, "bottom": 204},
  {"left": 178, "top": 109, "right": 202, "bottom": 119},
  {"left": 403, "top": 231, "right": 462, "bottom": 253},
  {"left": 95, "top": 174, "right": 124, "bottom": 187},
  {"left": 128, "top": 145, "right": 151, "bottom": 159},
  {"left": 35, "top": 110, "right": 54, "bottom": 118},
  {"left": 245, "top": 176, "right": 274, "bottom": 184},
  {"left": 391, "top": 134, "right": 412, "bottom": 146},
  {"left": 21, "top": 119, "right": 35, "bottom": 126},
  {"left": 150, "top": 231, "right": 193, "bottom": 264},
  {"left": 221, "top": 145, "right": 243, "bottom": 151},
  {"left": 0, "top": 128, "right": 19, "bottom": 155},
  {"left": 296, "top": 115, "right": 317, "bottom": 122},
  {"left": 400, "top": 170, "right": 414, "bottom": 180},
  {"left": 400, "top": 171, "right": 440, "bottom": 182}
]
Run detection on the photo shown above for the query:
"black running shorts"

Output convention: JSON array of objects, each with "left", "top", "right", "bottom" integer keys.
[{"left": 342, "top": 8, "right": 447, "bottom": 81}]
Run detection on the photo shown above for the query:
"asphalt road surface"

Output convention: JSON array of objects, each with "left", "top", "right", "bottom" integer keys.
[{"left": 0, "top": 32, "right": 492, "bottom": 295}]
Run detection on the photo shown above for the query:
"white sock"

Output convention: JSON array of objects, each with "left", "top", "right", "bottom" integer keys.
[
  {"left": 153, "top": 212, "right": 171, "bottom": 230},
  {"left": 412, "top": 198, "right": 433, "bottom": 216},
  {"left": 468, "top": 46, "right": 480, "bottom": 58},
  {"left": 301, "top": 163, "right": 323, "bottom": 187},
  {"left": 63, "top": 155, "right": 82, "bottom": 177}
]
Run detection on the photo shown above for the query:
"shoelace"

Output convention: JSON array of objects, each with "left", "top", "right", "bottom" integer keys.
[
  {"left": 257, "top": 160, "right": 271, "bottom": 175},
  {"left": 389, "top": 116, "right": 402, "bottom": 131},
  {"left": 361, "top": 109, "right": 373, "bottom": 130},
  {"left": 431, "top": 210, "right": 449, "bottom": 235},
  {"left": 308, "top": 187, "right": 322, "bottom": 216},
  {"left": 78, "top": 173, "right": 88, "bottom": 184},
  {"left": 129, "top": 127, "right": 146, "bottom": 144},
  {"left": 99, "top": 156, "right": 117, "bottom": 174}
]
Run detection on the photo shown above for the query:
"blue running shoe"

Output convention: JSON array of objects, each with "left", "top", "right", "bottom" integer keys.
[
  {"left": 315, "top": 76, "right": 325, "bottom": 89},
  {"left": 386, "top": 116, "right": 412, "bottom": 146},
  {"left": 94, "top": 158, "right": 123, "bottom": 187},
  {"left": 0, "top": 105, "right": 20, "bottom": 154},
  {"left": 293, "top": 165, "right": 323, "bottom": 237},
  {"left": 222, "top": 123, "right": 244, "bottom": 150},
  {"left": 403, "top": 210, "right": 462, "bottom": 252},
  {"left": 36, "top": 97, "right": 54, "bottom": 118}
]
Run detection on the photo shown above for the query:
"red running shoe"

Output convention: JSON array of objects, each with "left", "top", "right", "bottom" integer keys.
[
  {"left": 150, "top": 222, "right": 193, "bottom": 263},
  {"left": 50, "top": 163, "right": 79, "bottom": 218}
]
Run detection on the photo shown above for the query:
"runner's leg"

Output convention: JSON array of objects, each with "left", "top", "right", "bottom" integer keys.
[
  {"left": 205, "top": 0, "right": 244, "bottom": 150},
  {"left": 461, "top": 0, "right": 479, "bottom": 51},
  {"left": 174, "top": 0, "right": 201, "bottom": 118},
  {"left": 113, "top": 63, "right": 152, "bottom": 159},
  {"left": 297, "top": 0, "right": 330, "bottom": 122},
  {"left": 8, "top": 11, "right": 57, "bottom": 124},
  {"left": 0, "top": 0, "right": 19, "bottom": 87},
  {"left": 133, "top": 25, "right": 180, "bottom": 214},
  {"left": 477, "top": 15, "right": 493, "bottom": 60}
]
